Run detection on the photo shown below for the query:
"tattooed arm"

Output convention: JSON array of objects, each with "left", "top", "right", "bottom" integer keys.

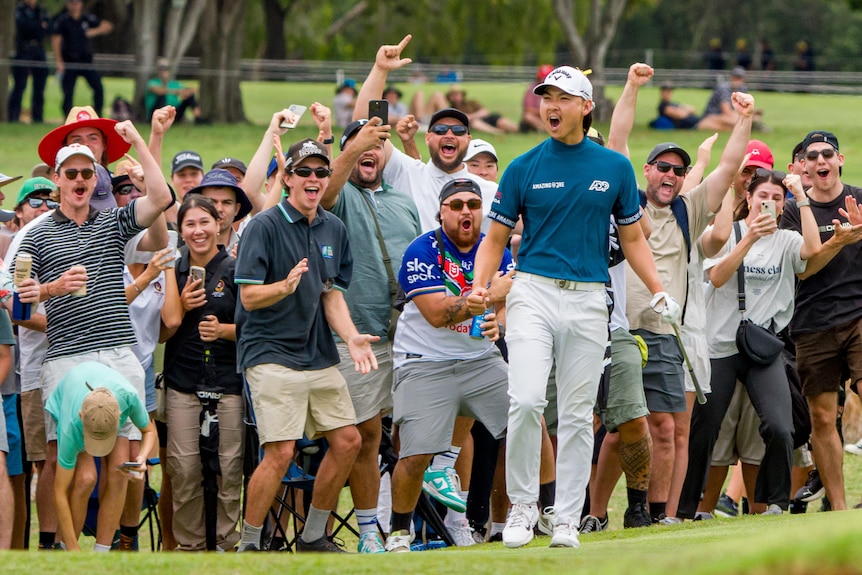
[{"left": 409, "top": 293, "right": 473, "bottom": 328}]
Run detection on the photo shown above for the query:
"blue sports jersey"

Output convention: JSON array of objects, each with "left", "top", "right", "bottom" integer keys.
[{"left": 489, "top": 137, "right": 640, "bottom": 282}]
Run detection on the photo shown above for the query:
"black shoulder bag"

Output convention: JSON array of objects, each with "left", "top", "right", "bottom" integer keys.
[{"left": 733, "top": 221, "right": 784, "bottom": 364}]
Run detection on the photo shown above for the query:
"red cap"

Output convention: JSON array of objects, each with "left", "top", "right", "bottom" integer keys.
[
  {"left": 537, "top": 64, "right": 555, "bottom": 81},
  {"left": 746, "top": 140, "right": 774, "bottom": 170}
]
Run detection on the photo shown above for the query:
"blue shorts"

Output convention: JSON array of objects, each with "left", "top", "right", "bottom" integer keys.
[{"left": 3, "top": 394, "right": 24, "bottom": 476}]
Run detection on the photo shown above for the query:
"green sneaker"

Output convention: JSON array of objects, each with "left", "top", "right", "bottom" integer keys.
[
  {"left": 422, "top": 466, "right": 466, "bottom": 512},
  {"left": 357, "top": 532, "right": 385, "bottom": 554}
]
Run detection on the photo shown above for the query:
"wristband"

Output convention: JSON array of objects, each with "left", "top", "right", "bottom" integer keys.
[
  {"left": 322, "top": 136, "right": 335, "bottom": 145},
  {"left": 797, "top": 199, "right": 811, "bottom": 208},
  {"left": 132, "top": 282, "right": 143, "bottom": 293}
]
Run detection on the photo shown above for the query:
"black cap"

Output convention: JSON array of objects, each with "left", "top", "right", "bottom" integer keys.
[
  {"left": 171, "top": 150, "right": 203, "bottom": 174},
  {"left": 211, "top": 157, "right": 247, "bottom": 175},
  {"left": 429, "top": 108, "right": 470, "bottom": 130},
  {"left": 340, "top": 119, "right": 369, "bottom": 151},
  {"left": 646, "top": 142, "right": 691, "bottom": 167},
  {"left": 802, "top": 130, "right": 839, "bottom": 152},
  {"left": 791, "top": 140, "right": 805, "bottom": 162},
  {"left": 439, "top": 178, "right": 481, "bottom": 204},
  {"left": 285, "top": 139, "right": 330, "bottom": 169},
  {"left": 383, "top": 86, "right": 403, "bottom": 99}
]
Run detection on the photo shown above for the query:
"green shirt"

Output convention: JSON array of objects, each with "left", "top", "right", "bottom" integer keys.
[
  {"left": 329, "top": 181, "right": 420, "bottom": 340},
  {"left": 145, "top": 78, "right": 184, "bottom": 114},
  {"left": 45, "top": 361, "right": 149, "bottom": 470}
]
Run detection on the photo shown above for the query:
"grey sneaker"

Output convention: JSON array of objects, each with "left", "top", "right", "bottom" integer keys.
[
  {"left": 537, "top": 506, "right": 555, "bottom": 536},
  {"left": 578, "top": 514, "right": 608, "bottom": 534},
  {"left": 693, "top": 512, "right": 714, "bottom": 521},
  {"left": 761, "top": 504, "right": 783, "bottom": 516},
  {"left": 844, "top": 439, "right": 862, "bottom": 456},
  {"left": 658, "top": 516, "right": 683, "bottom": 525}
]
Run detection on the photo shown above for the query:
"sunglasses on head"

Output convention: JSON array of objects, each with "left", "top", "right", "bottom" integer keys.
[
  {"left": 290, "top": 167, "right": 332, "bottom": 178},
  {"left": 63, "top": 168, "right": 95, "bottom": 180},
  {"left": 442, "top": 198, "right": 482, "bottom": 211},
  {"left": 114, "top": 184, "right": 137, "bottom": 196},
  {"left": 754, "top": 168, "right": 787, "bottom": 181},
  {"left": 650, "top": 161, "right": 690, "bottom": 177},
  {"left": 429, "top": 124, "right": 469, "bottom": 136},
  {"left": 27, "top": 197, "right": 59, "bottom": 209},
  {"left": 805, "top": 148, "right": 836, "bottom": 161}
]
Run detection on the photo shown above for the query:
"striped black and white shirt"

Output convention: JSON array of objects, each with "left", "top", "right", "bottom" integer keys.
[{"left": 15, "top": 203, "right": 145, "bottom": 361}]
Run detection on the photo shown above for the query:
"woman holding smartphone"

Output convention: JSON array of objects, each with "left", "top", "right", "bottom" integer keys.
[
  {"left": 680, "top": 169, "right": 822, "bottom": 517},
  {"left": 163, "top": 194, "right": 244, "bottom": 551}
]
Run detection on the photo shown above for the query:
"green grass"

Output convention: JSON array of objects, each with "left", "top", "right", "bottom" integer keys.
[{"left": 6, "top": 76, "right": 862, "bottom": 212}]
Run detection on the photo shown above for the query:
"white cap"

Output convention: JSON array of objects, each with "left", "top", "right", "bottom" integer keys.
[
  {"left": 54, "top": 143, "right": 97, "bottom": 172},
  {"left": 464, "top": 139, "right": 498, "bottom": 162},
  {"left": 533, "top": 66, "right": 593, "bottom": 101}
]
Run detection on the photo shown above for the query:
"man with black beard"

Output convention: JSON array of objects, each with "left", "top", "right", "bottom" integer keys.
[
  {"left": 320, "top": 118, "right": 421, "bottom": 553},
  {"left": 352, "top": 35, "right": 497, "bottom": 233}
]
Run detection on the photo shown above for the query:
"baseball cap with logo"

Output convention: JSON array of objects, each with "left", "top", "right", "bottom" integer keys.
[
  {"left": 533, "top": 66, "right": 593, "bottom": 101},
  {"left": 745, "top": 140, "right": 774, "bottom": 170},
  {"left": 646, "top": 142, "right": 692, "bottom": 168},
  {"left": 464, "top": 139, "right": 498, "bottom": 163},
  {"left": 81, "top": 385, "right": 121, "bottom": 457},
  {"left": 211, "top": 157, "right": 247, "bottom": 176},
  {"left": 54, "top": 143, "right": 97, "bottom": 171},
  {"left": 340, "top": 119, "right": 369, "bottom": 151},
  {"left": 285, "top": 139, "right": 330, "bottom": 169},
  {"left": 171, "top": 150, "right": 204, "bottom": 174},
  {"left": 439, "top": 178, "right": 482, "bottom": 204},
  {"left": 186, "top": 169, "right": 253, "bottom": 221},
  {"left": 802, "top": 130, "right": 839, "bottom": 152},
  {"left": 38, "top": 105, "right": 131, "bottom": 166},
  {"left": 15, "top": 177, "right": 57, "bottom": 208}
]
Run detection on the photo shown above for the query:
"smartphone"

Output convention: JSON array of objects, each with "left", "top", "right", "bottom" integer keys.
[
  {"left": 117, "top": 461, "right": 139, "bottom": 470},
  {"left": 369, "top": 99, "right": 389, "bottom": 126},
  {"left": 761, "top": 200, "right": 777, "bottom": 219},
  {"left": 189, "top": 266, "right": 206, "bottom": 287},
  {"left": 279, "top": 104, "right": 307, "bottom": 129}
]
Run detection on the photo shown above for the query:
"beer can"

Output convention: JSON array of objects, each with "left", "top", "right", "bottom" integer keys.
[{"left": 469, "top": 309, "right": 489, "bottom": 340}]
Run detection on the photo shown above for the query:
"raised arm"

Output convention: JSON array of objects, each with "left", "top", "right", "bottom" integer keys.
[
  {"left": 681, "top": 132, "right": 719, "bottom": 194},
  {"left": 323, "top": 117, "right": 389, "bottom": 210},
  {"left": 607, "top": 63, "right": 653, "bottom": 158},
  {"left": 243, "top": 109, "right": 293, "bottom": 216},
  {"left": 147, "top": 106, "right": 176, "bottom": 169},
  {"left": 702, "top": 93, "right": 755, "bottom": 213},
  {"left": 797, "top": 195, "right": 862, "bottom": 278},
  {"left": 114, "top": 121, "right": 172, "bottom": 227}
]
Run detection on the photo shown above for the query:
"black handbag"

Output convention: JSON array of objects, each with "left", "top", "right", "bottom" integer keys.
[{"left": 732, "top": 222, "right": 784, "bottom": 365}]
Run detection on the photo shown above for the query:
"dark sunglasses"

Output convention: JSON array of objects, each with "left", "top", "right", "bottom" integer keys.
[
  {"left": 290, "top": 167, "right": 332, "bottom": 178},
  {"left": 63, "top": 168, "right": 95, "bottom": 180},
  {"left": 113, "top": 184, "right": 137, "bottom": 196},
  {"left": 754, "top": 168, "right": 787, "bottom": 181},
  {"left": 442, "top": 198, "right": 482, "bottom": 211},
  {"left": 805, "top": 148, "right": 837, "bottom": 161},
  {"left": 650, "top": 161, "right": 690, "bottom": 177},
  {"left": 27, "top": 198, "right": 59, "bottom": 209},
  {"left": 429, "top": 124, "right": 469, "bottom": 136}
]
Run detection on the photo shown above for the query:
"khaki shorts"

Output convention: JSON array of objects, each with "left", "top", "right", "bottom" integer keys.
[
  {"left": 600, "top": 328, "right": 650, "bottom": 432},
  {"left": 245, "top": 363, "right": 356, "bottom": 444},
  {"left": 711, "top": 381, "right": 765, "bottom": 466},
  {"left": 336, "top": 340, "right": 393, "bottom": 424},
  {"left": 21, "top": 389, "right": 47, "bottom": 462}
]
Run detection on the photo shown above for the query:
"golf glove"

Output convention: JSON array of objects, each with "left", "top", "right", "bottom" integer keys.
[{"left": 650, "top": 291, "right": 681, "bottom": 324}]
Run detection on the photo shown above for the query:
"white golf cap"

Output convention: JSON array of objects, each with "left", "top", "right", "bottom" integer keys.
[
  {"left": 533, "top": 66, "right": 593, "bottom": 101},
  {"left": 55, "top": 143, "right": 97, "bottom": 172},
  {"left": 464, "top": 139, "right": 498, "bottom": 162}
]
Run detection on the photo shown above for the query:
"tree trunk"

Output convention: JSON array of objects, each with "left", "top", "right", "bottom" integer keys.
[
  {"left": 552, "top": 0, "right": 630, "bottom": 122},
  {"left": 0, "top": 0, "right": 14, "bottom": 121},
  {"left": 262, "top": 0, "right": 288, "bottom": 60},
  {"left": 164, "top": 0, "right": 211, "bottom": 76},
  {"left": 198, "top": 0, "right": 246, "bottom": 123},
  {"left": 132, "top": 0, "right": 162, "bottom": 114}
]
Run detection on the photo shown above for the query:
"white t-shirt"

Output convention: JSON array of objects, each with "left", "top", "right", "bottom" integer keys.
[
  {"left": 123, "top": 266, "right": 165, "bottom": 371},
  {"left": 383, "top": 145, "right": 498, "bottom": 233},
  {"left": 703, "top": 223, "right": 807, "bottom": 358}
]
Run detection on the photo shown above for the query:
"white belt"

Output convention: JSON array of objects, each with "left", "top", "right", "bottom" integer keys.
[{"left": 516, "top": 272, "right": 604, "bottom": 292}]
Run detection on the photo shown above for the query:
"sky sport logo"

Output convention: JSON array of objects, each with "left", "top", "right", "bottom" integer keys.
[{"left": 588, "top": 180, "right": 610, "bottom": 192}]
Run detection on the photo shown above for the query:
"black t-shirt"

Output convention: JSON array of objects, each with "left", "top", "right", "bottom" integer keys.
[
  {"left": 52, "top": 11, "right": 100, "bottom": 62},
  {"left": 779, "top": 184, "right": 862, "bottom": 334},
  {"left": 164, "top": 248, "right": 243, "bottom": 395},
  {"left": 15, "top": 3, "right": 50, "bottom": 55}
]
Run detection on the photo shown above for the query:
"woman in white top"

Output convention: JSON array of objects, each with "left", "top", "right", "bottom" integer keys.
[{"left": 681, "top": 169, "right": 822, "bottom": 516}]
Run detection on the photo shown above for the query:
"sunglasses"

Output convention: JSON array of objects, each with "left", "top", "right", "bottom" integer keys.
[
  {"left": 442, "top": 198, "right": 482, "bottom": 211},
  {"left": 113, "top": 184, "right": 137, "bottom": 196},
  {"left": 27, "top": 198, "right": 59, "bottom": 209},
  {"left": 429, "top": 124, "right": 469, "bottom": 136},
  {"left": 754, "top": 168, "right": 787, "bottom": 180},
  {"left": 290, "top": 167, "right": 332, "bottom": 178},
  {"left": 650, "top": 161, "right": 690, "bottom": 177},
  {"left": 805, "top": 148, "right": 837, "bottom": 161},
  {"left": 63, "top": 168, "right": 95, "bottom": 180}
]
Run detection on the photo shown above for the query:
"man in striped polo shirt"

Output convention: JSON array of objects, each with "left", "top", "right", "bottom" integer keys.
[{"left": 14, "top": 120, "right": 172, "bottom": 552}]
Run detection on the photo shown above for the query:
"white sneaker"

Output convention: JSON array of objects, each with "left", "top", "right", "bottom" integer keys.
[
  {"left": 537, "top": 506, "right": 555, "bottom": 536},
  {"left": 447, "top": 519, "right": 476, "bottom": 547},
  {"left": 845, "top": 439, "right": 862, "bottom": 456},
  {"left": 384, "top": 530, "right": 411, "bottom": 553},
  {"left": 549, "top": 523, "right": 580, "bottom": 548},
  {"left": 503, "top": 503, "right": 538, "bottom": 548},
  {"left": 357, "top": 531, "right": 385, "bottom": 554},
  {"left": 761, "top": 504, "right": 783, "bottom": 516}
]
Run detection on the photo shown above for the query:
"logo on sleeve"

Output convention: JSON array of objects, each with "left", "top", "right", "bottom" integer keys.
[{"left": 588, "top": 180, "right": 610, "bottom": 192}]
